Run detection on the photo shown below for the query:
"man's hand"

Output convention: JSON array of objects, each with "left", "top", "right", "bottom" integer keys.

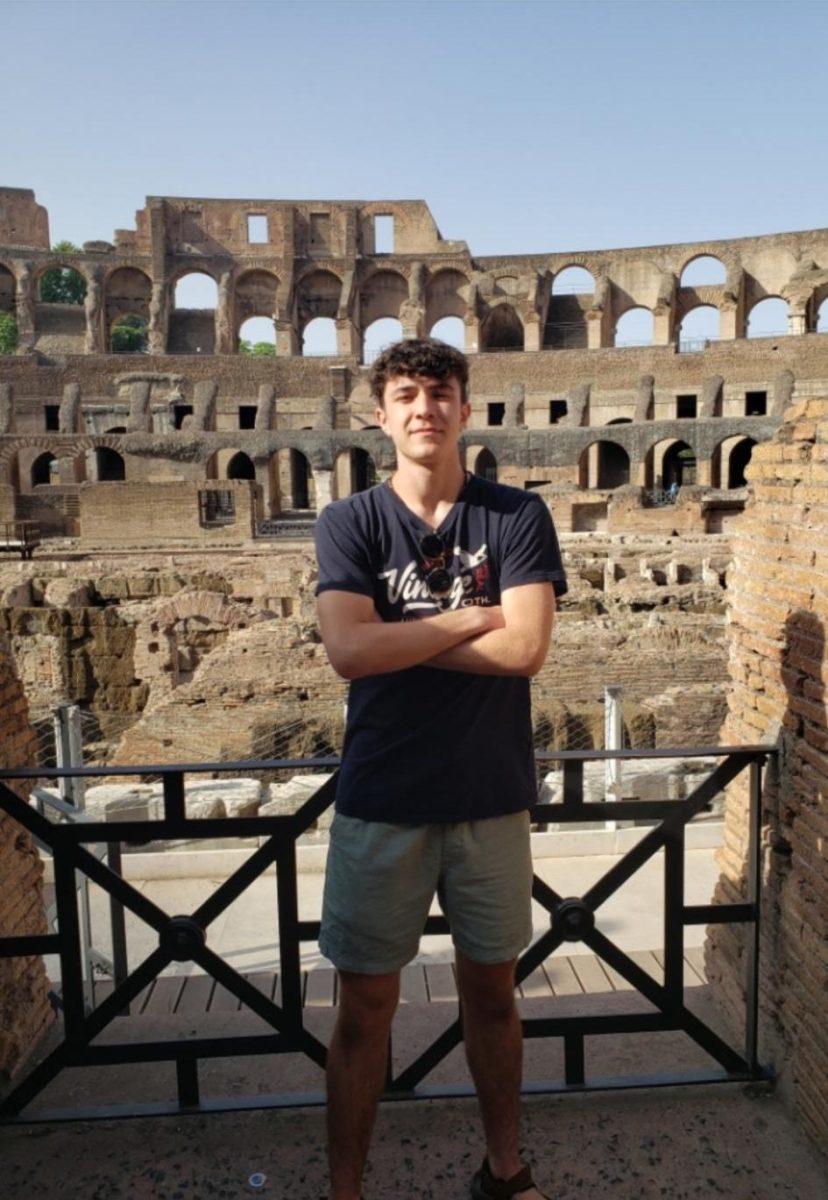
[
  {"left": 426, "top": 582, "right": 555, "bottom": 677},
  {"left": 317, "top": 591, "right": 504, "bottom": 680}
]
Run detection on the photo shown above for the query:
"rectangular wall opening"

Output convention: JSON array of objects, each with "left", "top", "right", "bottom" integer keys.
[
  {"left": 549, "top": 400, "right": 568, "bottom": 424},
  {"left": 374, "top": 214, "right": 394, "bottom": 254},
  {"left": 239, "top": 406, "right": 257, "bottom": 430},
  {"left": 677, "top": 394, "right": 697, "bottom": 419},
  {"left": 746, "top": 390, "right": 767, "bottom": 416},
  {"left": 44, "top": 405, "right": 60, "bottom": 431},
  {"left": 488, "top": 402, "right": 505, "bottom": 427},
  {"left": 247, "top": 214, "right": 269, "bottom": 244}
]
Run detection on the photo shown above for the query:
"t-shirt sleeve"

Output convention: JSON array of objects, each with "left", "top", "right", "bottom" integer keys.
[
  {"left": 499, "top": 495, "right": 568, "bottom": 597},
  {"left": 314, "top": 501, "right": 375, "bottom": 598}
]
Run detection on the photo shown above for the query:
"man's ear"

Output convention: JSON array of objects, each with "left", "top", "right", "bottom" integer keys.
[
  {"left": 375, "top": 406, "right": 391, "bottom": 436},
  {"left": 459, "top": 401, "right": 471, "bottom": 431}
]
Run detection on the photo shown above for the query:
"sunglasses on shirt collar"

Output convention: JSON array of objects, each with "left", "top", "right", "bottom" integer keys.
[{"left": 419, "top": 532, "right": 453, "bottom": 600}]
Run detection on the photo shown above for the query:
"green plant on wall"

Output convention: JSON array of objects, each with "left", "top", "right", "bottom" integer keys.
[
  {"left": 0, "top": 311, "right": 18, "bottom": 354},
  {"left": 239, "top": 339, "right": 276, "bottom": 356},
  {"left": 111, "top": 314, "right": 148, "bottom": 353}
]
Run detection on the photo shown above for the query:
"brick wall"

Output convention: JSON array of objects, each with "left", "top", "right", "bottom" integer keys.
[
  {"left": 0, "top": 632, "right": 53, "bottom": 1087},
  {"left": 707, "top": 395, "right": 828, "bottom": 1153},
  {"left": 78, "top": 479, "right": 261, "bottom": 546}
]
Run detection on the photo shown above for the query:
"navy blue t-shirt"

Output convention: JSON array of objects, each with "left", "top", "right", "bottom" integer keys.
[{"left": 314, "top": 474, "right": 567, "bottom": 824}]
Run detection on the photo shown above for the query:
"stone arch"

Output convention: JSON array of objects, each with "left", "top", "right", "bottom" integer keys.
[
  {"left": 92, "top": 447, "right": 125, "bottom": 481},
  {"left": 551, "top": 265, "right": 596, "bottom": 295},
  {"left": 295, "top": 269, "right": 341, "bottom": 330},
  {"left": 31, "top": 451, "right": 58, "bottom": 488},
  {"left": 614, "top": 306, "right": 654, "bottom": 347},
  {"left": 227, "top": 451, "right": 255, "bottom": 480},
  {"left": 0, "top": 262, "right": 15, "bottom": 313},
  {"left": 302, "top": 317, "right": 338, "bottom": 356},
  {"left": 480, "top": 303, "right": 524, "bottom": 352},
  {"left": 545, "top": 266, "right": 593, "bottom": 350},
  {"left": 646, "top": 438, "right": 696, "bottom": 489},
  {"left": 677, "top": 304, "right": 720, "bottom": 348},
  {"left": 425, "top": 269, "right": 468, "bottom": 326},
  {"left": 475, "top": 447, "right": 498, "bottom": 482},
  {"left": 578, "top": 440, "right": 630, "bottom": 489},
  {"left": 34, "top": 258, "right": 89, "bottom": 352},
  {"left": 679, "top": 254, "right": 727, "bottom": 287},
  {"left": 333, "top": 446, "right": 377, "bottom": 498},
  {"left": 747, "top": 296, "right": 789, "bottom": 339},
  {"left": 359, "top": 269, "right": 408, "bottom": 329},
  {"left": 168, "top": 269, "right": 217, "bottom": 354},
  {"left": 104, "top": 267, "right": 152, "bottom": 351},
  {"left": 235, "top": 269, "right": 279, "bottom": 326},
  {"left": 429, "top": 316, "right": 465, "bottom": 350},
  {"left": 363, "top": 316, "right": 403, "bottom": 364},
  {"left": 712, "top": 435, "right": 756, "bottom": 489},
  {"left": 271, "top": 447, "right": 317, "bottom": 512},
  {"left": 134, "top": 589, "right": 250, "bottom": 699}
]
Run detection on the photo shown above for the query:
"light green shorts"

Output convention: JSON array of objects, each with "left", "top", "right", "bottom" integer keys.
[{"left": 319, "top": 810, "right": 533, "bottom": 974}]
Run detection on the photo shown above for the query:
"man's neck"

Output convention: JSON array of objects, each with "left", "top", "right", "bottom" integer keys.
[{"left": 389, "top": 458, "right": 467, "bottom": 527}]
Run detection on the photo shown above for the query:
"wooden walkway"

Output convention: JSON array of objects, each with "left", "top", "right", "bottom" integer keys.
[{"left": 89, "top": 947, "right": 707, "bottom": 1015}]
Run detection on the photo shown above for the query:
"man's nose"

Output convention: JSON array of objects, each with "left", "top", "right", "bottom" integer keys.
[{"left": 414, "top": 389, "right": 437, "bottom": 414}]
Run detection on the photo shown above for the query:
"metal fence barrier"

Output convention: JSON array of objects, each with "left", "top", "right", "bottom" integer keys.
[{"left": 0, "top": 745, "right": 773, "bottom": 1122}]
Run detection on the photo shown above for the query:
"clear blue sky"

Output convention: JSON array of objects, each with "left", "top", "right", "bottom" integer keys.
[{"left": 4, "top": 0, "right": 827, "bottom": 256}]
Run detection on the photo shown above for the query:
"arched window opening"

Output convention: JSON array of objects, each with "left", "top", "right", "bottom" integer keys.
[
  {"left": 816, "top": 297, "right": 828, "bottom": 333},
  {"left": 679, "top": 255, "right": 726, "bottom": 287},
  {"left": 110, "top": 314, "right": 148, "bottom": 354},
  {"left": 350, "top": 448, "right": 377, "bottom": 493},
  {"left": 105, "top": 268, "right": 152, "bottom": 351},
  {"left": 578, "top": 442, "right": 630, "bottom": 489},
  {"left": 475, "top": 448, "right": 498, "bottom": 483},
  {"left": 227, "top": 452, "right": 255, "bottom": 481},
  {"left": 480, "top": 305, "right": 523, "bottom": 352},
  {"left": 31, "top": 453, "right": 58, "bottom": 488},
  {"left": 747, "top": 297, "right": 789, "bottom": 339},
  {"left": 95, "top": 448, "right": 125, "bottom": 481},
  {"left": 678, "top": 305, "right": 720, "bottom": 352},
  {"left": 38, "top": 262, "right": 86, "bottom": 305},
  {"left": 662, "top": 441, "right": 696, "bottom": 488},
  {"left": 727, "top": 438, "right": 756, "bottom": 488},
  {"left": 174, "top": 272, "right": 218, "bottom": 310},
  {"left": 425, "top": 270, "right": 468, "bottom": 330},
  {"left": 290, "top": 450, "right": 314, "bottom": 510},
  {"left": 363, "top": 317, "right": 403, "bottom": 364},
  {"left": 169, "top": 271, "right": 217, "bottom": 354},
  {"left": 360, "top": 271, "right": 408, "bottom": 332},
  {"left": 302, "top": 317, "right": 338, "bottom": 356},
  {"left": 0, "top": 264, "right": 15, "bottom": 313},
  {"left": 429, "top": 316, "right": 465, "bottom": 350},
  {"left": 545, "top": 270, "right": 591, "bottom": 350},
  {"left": 551, "top": 266, "right": 595, "bottom": 295},
  {"left": 239, "top": 316, "right": 276, "bottom": 356},
  {"left": 614, "top": 308, "right": 653, "bottom": 347}
]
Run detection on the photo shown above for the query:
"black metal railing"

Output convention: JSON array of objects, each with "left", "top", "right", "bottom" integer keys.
[{"left": 0, "top": 745, "right": 773, "bottom": 1122}]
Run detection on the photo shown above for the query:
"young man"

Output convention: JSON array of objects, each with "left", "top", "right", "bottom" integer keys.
[{"left": 314, "top": 338, "right": 567, "bottom": 1200}]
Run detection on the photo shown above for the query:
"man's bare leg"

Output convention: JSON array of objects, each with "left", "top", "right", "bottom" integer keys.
[
  {"left": 456, "top": 951, "right": 545, "bottom": 1200},
  {"left": 327, "top": 969, "right": 400, "bottom": 1200}
]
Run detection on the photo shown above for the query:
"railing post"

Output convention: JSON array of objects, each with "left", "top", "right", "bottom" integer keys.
[{"left": 604, "top": 685, "right": 623, "bottom": 831}]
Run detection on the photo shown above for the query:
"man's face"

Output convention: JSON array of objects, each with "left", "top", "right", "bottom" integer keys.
[{"left": 376, "top": 373, "right": 470, "bottom": 466}]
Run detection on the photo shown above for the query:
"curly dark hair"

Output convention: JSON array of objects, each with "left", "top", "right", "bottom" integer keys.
[{"left": 369, "top": 338, "right": 469, "bottom": 407}]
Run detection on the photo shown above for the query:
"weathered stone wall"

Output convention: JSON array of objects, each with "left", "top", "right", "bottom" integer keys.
[
  {"left": 707, "top": 394, "right": 828, "bottom": 1153},
  {"left": 0, "top": 632, "right": 53, "bottom": 1087},
  {"left": 78, "top": 479, "right": 261, "bottom": 547}
]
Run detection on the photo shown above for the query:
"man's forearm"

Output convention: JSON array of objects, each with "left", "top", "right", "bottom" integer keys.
[
  {"left": 321, "top": 604, "right": 504, "bottom": 680},
  {"left": 426, "top": 623, "right": 552, "bottom": 677}
]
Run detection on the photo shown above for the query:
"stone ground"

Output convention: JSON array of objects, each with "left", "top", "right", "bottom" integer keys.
[{"left": 2, "top": 994, "right": 828, "bottom": 1200}]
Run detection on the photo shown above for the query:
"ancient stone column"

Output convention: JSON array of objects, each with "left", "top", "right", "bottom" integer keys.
[
  {"left": 314, "top": 467, "right": 334, "bottom": 513},
  {"left": 192, "top": 380, "right": 218, "bottom": 431},
  {"left": 214, "top": 271, "right": 234, "bottom": 355},
  {"left": 84, "top": 271, "right": 103, "bottom": 354},
  {"left": 336, "top": 317, "right": 360, "bottom": 357},
  {"left": 148, "top": 281, "right": 167, "bottom": 355},
  {"left": 59, "top": 383, "right": 81, "bottom": 434},
  {"left": 0, "top": 383, "right": 13, "bottom": 434},
  {"left": 13, "top": 262, "right": 35, "bottom": 352},
  {"left": 254, "top": 384, "right": 276, "bottom": 431}
]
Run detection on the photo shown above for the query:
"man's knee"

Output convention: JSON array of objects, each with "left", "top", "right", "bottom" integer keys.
[
  {"left": 456, "top": 956, "right": 518, "bottom": 1023},
  {"left": 335, "top": 970, "right": 400, "bottom": 1040}
]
